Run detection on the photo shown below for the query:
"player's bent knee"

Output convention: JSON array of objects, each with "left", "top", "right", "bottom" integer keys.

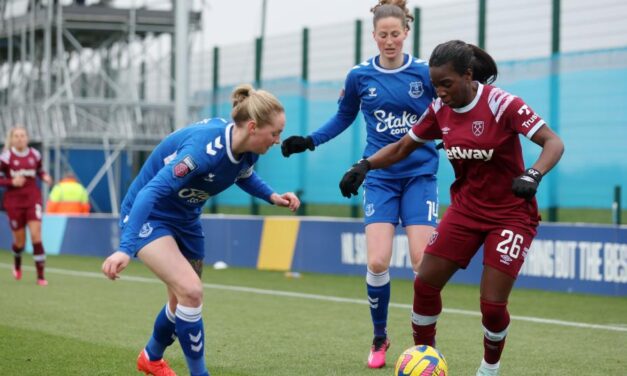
[
  {"left": 413, "top": 276, "right": 442, "bottom": 316},
  {"left": 367, "top": 259, "right": 390, "bottom": 273},
  {"left": 177, "top": 281, "right": 204, "bottom": 307},
  {"left": 480, "top": 299, "right": 510, "bottom": 333}
]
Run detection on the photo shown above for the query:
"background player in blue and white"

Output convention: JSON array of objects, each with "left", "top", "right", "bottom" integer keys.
[
  {"left": 281, "top": 0, "right": 438, "bottom": 369},
  {"left": 102, "top": 84, "right": 300, "bottom": 376}
]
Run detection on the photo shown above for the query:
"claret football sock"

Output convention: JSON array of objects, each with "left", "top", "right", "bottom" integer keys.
[
  {"left": 12, "top": 244, "right": 23, "bottom": 271},
  {"left": 480, "top": 299, "right": 509, "bottom": 365},
  {"left": 12, "top": 244, "right": 23, "bottom": 280},
  {"left": 33, "top": 242, "right": 46, "bottom": 280},
  {"left": 412, "top": 277, "right": 442, "bottom": 347}
]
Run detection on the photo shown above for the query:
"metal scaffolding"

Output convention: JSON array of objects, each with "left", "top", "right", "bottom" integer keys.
[{"left": 0, "top": 0, "right": 201, "bottom": 213}]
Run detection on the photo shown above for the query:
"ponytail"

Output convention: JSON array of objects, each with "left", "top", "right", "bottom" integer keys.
[{"left": 429, "top": 40, "right": 497, "bottom": 84}]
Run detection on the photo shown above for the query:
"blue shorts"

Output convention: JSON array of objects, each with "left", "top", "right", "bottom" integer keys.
[
  {"left": 362, "top": 175, "right": 438, "bottom": 227},
  {"left": 127, "top": 218, "right": 205, "bottom": 260}
]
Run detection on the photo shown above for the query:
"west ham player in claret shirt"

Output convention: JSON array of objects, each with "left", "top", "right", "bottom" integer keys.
[
  {"left": 0, "top": 126, "right": 53, "bottom": 286},
  {"left": 339, "top": 40, "right": 564, "bottom": 376}
]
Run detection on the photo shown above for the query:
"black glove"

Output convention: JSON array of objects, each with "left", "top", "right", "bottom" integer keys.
[
  {"left": 281, "top": 136, "right": 315, "bottom": 157},
  {"left": 512, "top": 168, "right": 542, "bottom": 200},
  {"left": 339, "top": 159, "right": 371, "bottom": 198}
]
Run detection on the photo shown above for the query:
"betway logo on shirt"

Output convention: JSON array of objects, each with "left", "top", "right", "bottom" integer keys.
[
  {"left": 10, "top": 169, "right": 37, "bottom": 177},
  {"left": 445, "top": 146, "right": 494, "bottom": 161},
  {"left": 373, "top": 110, "right": 419, "bottom": 135}
]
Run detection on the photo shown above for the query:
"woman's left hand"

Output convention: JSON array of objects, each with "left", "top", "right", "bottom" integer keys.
[{"left": 270, "top": 192, "right": 301, "bottom": 212}]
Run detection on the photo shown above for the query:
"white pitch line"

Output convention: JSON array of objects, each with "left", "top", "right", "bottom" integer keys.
[{"left": 2, "top": 263, "right": 626, "bottom": 333}]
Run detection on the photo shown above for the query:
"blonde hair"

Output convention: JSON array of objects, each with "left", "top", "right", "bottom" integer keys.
[
  {"left": 371, "top": 0, "right": 414, "bottom": 31},
  {"left": 230, "top": 84, "right": 284, "bottom": 128},
  {"left": 3, "top": 125, "right": 28, "bottom": 152}
]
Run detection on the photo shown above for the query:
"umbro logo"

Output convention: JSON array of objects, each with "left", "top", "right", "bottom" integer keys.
[{"left": 500, "top": 254, "right": 513, "bottom": 265}]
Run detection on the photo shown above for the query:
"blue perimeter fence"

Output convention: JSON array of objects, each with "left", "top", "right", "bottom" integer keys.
[{"left": 1, "top": 214, "right": 624, "bottom": 296}]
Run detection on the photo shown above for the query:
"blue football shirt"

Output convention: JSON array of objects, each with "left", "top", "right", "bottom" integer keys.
[
  {"left": 310, "top": 53, "right": 439, "bottom": 179},
  {"left": 118, "top": 118, "right": 274, "bottom": 254}
]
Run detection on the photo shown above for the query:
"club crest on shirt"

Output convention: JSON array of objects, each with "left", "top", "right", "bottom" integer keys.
[
  {"left": 408, "top": 81, "right": 424, "bottom": 98},
  {"left": 173, "top": 155, "right": 197, "bottom": 178},
  {"left": 472, "top": 121, "right": 485, "bottom": 136},
  {"left": 364, "top": 203, "right": 375, "bottom": 217}
]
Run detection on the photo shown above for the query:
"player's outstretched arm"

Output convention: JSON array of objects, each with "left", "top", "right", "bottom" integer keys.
[
  {"left": 338, "top": 134, "right": 423, "bottom": 198},
  {"left": 102, "top": 251, "right": 131, "bottom": 280},
  {"left": 368, "top": 133, "right": 422, "bottom": 170},
  {"left": 281, "top": 136, "right": 315, "bottom": 157},
  {"left": 270, "top": 192, "right": 301, "bottom": 212}
]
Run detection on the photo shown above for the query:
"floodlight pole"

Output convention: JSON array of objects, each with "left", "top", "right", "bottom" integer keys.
[
  {"left": 175, "top": 0, "right": 189, "bottom": 129},
  {"left": 261, "top": 0, "right": 267, "bottom": 41},
  {"left": 547, "top": 0, "right": 561, "bottom": 222},
  {"left": 251, "top": 0, "right": 267, "bottom": 215}
]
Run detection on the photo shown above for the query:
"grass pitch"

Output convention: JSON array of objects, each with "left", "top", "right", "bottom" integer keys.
[{"left": 0, "top": 251, "right": 625, "bottom": 375}]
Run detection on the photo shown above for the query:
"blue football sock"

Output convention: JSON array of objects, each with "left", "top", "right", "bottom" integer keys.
[
  {"left": 145, "top": 303, "right": 177, "bottom": 361},
  {"left": 176, "top": 304, "right": 208, "bottom": 376},
  {"left": 366, "top": 269, "right": 391, "bottom": 338}
]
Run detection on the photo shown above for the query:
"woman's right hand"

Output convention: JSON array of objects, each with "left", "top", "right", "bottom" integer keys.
[
  {"left": 102, "top": 251, "right": 131, "bottom": 280},
  {"left": 11, "top": 175, "right": 25, "bottom": 187},
  {"left": 281, "top": 135, "right": 315, "bottom": 157}
]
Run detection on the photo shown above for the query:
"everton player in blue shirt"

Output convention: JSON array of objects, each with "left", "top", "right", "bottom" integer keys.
[
  {"left": 281, "top": 0, "right": 438, "bottom": 369},
  {"left": 102, "top": 84, "right": 300, "bottom": 376}
]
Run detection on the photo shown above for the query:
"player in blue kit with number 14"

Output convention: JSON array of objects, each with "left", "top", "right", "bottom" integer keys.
[
  {"left": 102, "top": 84, "right": 300, "bottom": 376},
  {"left": 281, "top": 0, "right": 438, "bottom": 369}
]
